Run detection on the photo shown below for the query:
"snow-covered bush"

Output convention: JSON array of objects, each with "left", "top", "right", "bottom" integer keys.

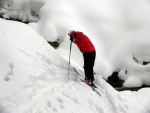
[{"left": 0, "top": 0, "right": 44, "bottom": 22}]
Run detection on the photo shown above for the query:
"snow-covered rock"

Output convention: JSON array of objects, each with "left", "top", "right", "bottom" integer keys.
[{"left": 0, "top": 0, "right": 44, "bottom": 22}]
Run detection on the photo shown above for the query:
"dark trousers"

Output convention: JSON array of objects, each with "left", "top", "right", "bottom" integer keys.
[{"left": 83, "top": 51, "right": 96, "bottom": 81}]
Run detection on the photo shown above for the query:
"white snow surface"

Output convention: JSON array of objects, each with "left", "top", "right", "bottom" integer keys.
[
  {"left": 2, "top": 0, "right": 150, "bottom": 87},
  {"left": 0, "top": 17, "right": 150, "bottom": 113},
  {"left": 29, "top": 0, "right": 150, "bottom": 87},
  {"left": 0, "top": 18, "right": 124, "bottom": 113},
  {"left": 1, "top": 0, "right": 150, "bottom": 113}
]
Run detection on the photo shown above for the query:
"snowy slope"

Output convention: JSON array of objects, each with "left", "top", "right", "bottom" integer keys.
[
  {"left": 1, "top": 18, "right": 150, "bottom": 113},
  {"left": 29, "top": 0, "right": 150, "bottom": 87},
  {"left": 0, "top": 18, "right": 125, "bottom": 113},
  {"left": 1, "top": 0, "right": 150, "bottom": 113},
  {"left": 2, "top": 0, "right": 150, "bottom": 87}
]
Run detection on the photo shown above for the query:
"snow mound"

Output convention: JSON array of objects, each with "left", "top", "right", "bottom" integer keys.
[
  {"left": 0, "top": 0, "right": 44, "bottom": 22},
  {"left": 0, "top": 18, "right": 71, "bottom": 96},
  {"left": 0, "top": 18, "right": 130, "bottom": 113}
]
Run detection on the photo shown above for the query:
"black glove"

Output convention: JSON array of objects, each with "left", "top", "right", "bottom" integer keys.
[{"left": 70, "top": 36, "right": 74, "bottom": 42}]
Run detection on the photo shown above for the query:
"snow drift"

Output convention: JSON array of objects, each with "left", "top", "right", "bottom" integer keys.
[
  {"left": 1, "top": 0, "right": 150, "bottom": 87},
  {"left": 1, "top": 0, "right": 150, "bottom": 112},
  {"left": 31, "top": 0, "right": 150, "bottom": 87},
  {"left": 0, "top": 18, "right": 129, "bottom": 113},
  {"left": 2, "top": 0, "right": 150, "bottom": 87}
]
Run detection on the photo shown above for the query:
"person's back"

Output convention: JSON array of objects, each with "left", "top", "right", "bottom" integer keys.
[{"left": 70, "top": 31, "right": 95, "bottom": 53}]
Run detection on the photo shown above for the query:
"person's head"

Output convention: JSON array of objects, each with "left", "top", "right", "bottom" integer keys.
[
  {"left": 68, "top": 30, "right": 76, "bottom": 37},
  {"left": 68, "top": 30, "right": 76, "bottom": 42},
  {"left": 68, "top": 30, "right": 74, "bottom": 36}
]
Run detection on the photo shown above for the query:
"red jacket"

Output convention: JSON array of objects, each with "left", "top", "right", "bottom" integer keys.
[{"left": 70, "top": 31, "right": 95, "bottom": 53}]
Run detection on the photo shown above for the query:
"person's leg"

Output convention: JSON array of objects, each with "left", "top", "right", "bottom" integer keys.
[
  {"left": 83, "top": 52, "right": 91, "bottom": 81},
  {"left": 89, "top": 51, "right": 96, "bottom": 82}
]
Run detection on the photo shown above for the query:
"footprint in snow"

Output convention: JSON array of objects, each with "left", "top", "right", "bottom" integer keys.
[
  {"left": 56, "top": 97, "right": 65, "bottom": 109},
  {"left": 47, "top": 101, "right": 52, "bottom": 108},
  {"left": 59, "top": 104, "right": 65, "bottom": 109},
  {"left": 56, "top": 97, "right": 63, "bottom": 103},
  {"left": 52, "top": 107, "right": 58, "bottom": 112},
  {"left": 4, "top": 63, "right": 14, "bottom": 81}
]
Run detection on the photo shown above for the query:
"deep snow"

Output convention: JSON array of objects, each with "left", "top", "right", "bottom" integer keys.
[
  {"left": 1, "top": 0, "right": 150, "bottom": 87},
  {"left": 0, "top": 17, "right": 150, "bottom": 113},
  {"left": 1, "top": 0, "right": 150, "bottom": 113},
  {"left": 29, "top": 0, "right": 150, "bottom": 87},
  {"left": 0, "top": 18, "right": 126, "bottom": 113}
]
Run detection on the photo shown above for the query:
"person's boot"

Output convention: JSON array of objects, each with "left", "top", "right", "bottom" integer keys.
[
  {"left": 85, "top": 79, "right": 91, "bottom": 85},
  {"left": 90, "top": 80, "right": 97, "bottom": 88}
]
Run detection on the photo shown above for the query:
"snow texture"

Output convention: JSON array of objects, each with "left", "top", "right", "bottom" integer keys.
[
  {"left": 2, "top": 0, "right": 150, "bottom": 87},
  {"left": 1, "top": 0, "right": 150, "bottom": 112},
  {"left": 0, "top": 17, "right": 150, "bottom": 113}
]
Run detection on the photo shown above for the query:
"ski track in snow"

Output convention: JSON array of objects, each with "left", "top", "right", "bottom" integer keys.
[{"left": 4, "top": 63, "right": 14, "bottom": 81}]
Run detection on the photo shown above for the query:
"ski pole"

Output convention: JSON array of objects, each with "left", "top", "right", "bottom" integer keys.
[{"left": 67, "top": 41, "right": 72, "bottom": 82}]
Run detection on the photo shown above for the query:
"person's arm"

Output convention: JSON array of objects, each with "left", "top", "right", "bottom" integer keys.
[
  {"left": 70, "top": 36, "right": 75, "bottom": 42},
  {"left": 74, "top": 35, "right": 84, "bottom": 51}
]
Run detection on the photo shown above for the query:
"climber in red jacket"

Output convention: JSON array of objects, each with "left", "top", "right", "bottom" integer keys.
[{"left": 68, "top": 30, "right": 96, "bottom": 86}]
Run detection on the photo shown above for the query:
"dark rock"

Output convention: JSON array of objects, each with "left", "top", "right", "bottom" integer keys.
[
  {"left": 48, "top": 41, "right": 60, "bottom": 49},
  {"left": 143, "top": 61, "right": 150, "bottom": 65},
  {"left": 107, "top": 71, "right": 124, "bottom": 87}
]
